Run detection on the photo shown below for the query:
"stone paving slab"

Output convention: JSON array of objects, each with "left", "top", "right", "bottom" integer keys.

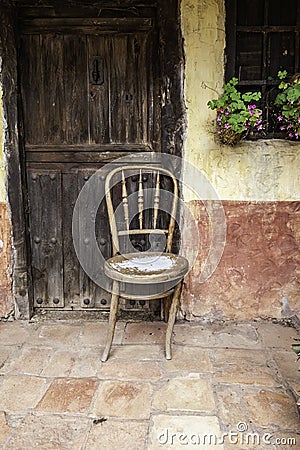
[
  {"left": 0, "top": 319, "right": 299, "bottom": 450},
  {"left": 0, "top": 322, "right": 39, "bottom": 345},
  {"left": 41, "top": 348, "right": 102, "bottom": 378},
  {"left": 164, "top": 346, "right": 212, "bottom": 373},
  {"left": 152, "top": 377, "right": 215, "bottom": 413},
  {"left": 272, "top": 350, "right": 300, "bottom": 382},
  {"left": 92, "top": 380, "right": 152, "bottom": 419},
  {"left": 0, "top": 411, "right": 10, "bottom": 447},
  {"left": 110, "top": 344, "right": 163, "bottom": 360},
  {"left": 85, "top": 420, "right": 148, "bottom": 450},
  {"left": 214, "top": 384, "right": 249, "bottom": 426},
  {"left": 78, "top": 321, "right": 126, "bottom": 346},
  {"left": 147, "top": 414, "right": 224, "bottom": 450},
  {"left": 0, "top": 375, "right": 48, "bottom": 412},
  {"left": 2, "top": 346, "right": 53, "bottom": 376},
  {"left": 256, "top": 322, "right": 299, "bottom": 349},
  {"left": 3, "top": 414, "right": 90, "bottom": 450},
  {"left": 245, "top": 388, "right": 300, "bottom": 430},
  {"left": 212, "top": 349, "right": 278, "bottom": 386},
  {"left": 36, "top": 378, "right": 100, "bottom": 414},
  {"left": 173, "top": 322, "right": 261, "bottom": 349},
  {"left": 123, "top": 322, "right": 166, "bottom": 344},
  {"left": 97, "top": 360, "right": 162, "bottom": 380}
]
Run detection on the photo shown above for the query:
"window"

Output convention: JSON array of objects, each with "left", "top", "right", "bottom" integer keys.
[{"left": 225, "top": 0, "right": 300, "bottom": 137}]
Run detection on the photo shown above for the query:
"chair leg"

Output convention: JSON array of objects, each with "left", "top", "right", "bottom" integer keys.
[
  {"left": 165, "top": 280, "right": 183, "bottom": 360},
  {"left": 101, "top": 281, "right": 119, "bottom": 362}
]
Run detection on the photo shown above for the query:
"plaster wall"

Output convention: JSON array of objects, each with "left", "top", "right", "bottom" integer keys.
[{"left": 180, "top": 0, "right": 300, "bottom": 320}]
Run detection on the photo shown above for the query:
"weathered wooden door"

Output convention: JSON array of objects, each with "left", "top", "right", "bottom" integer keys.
[{"left": 19, "top": 18, "right": 160, "bottom": 312}]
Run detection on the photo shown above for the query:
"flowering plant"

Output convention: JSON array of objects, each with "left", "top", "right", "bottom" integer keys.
[
  {"left": 207, "top": 77, "right": 263, "bottom": 145},
  {"left": 274, "top": 70, "right": 300, "bottom": 140}
]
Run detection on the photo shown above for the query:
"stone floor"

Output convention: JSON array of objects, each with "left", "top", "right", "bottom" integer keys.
[{"left": 0, "top": 318, "right": 299, "bottom": 449}]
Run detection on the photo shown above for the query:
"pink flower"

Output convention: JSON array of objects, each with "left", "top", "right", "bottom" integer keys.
[
  {"left": 280, "top": 126, "right": 285, "bottom": 131},
  {"left": 224, "top": 123, "right": 230, "bottom": 129},
  {"left": 289, "top": 133, "right": 293, "bottom": 137}
]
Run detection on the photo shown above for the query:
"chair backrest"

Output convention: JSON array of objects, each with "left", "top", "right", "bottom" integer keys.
[{"left": 105, "top": 165, "right": 178, "bottom": 256}]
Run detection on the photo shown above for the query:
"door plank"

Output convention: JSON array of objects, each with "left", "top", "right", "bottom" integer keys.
[
  {"left": 88, "top": 36, "right": 110, "bottom": 144},
  {"left": 40, "top": 34, "right": 65, "bottom": 144},
  {"left": 27, "top": 169, "right": 64, "bottom": 307},
  {"left": 63, "top": 35, "right": 89, "bottom": 143},
  {"left": 62, "top": 171, "right": 81, "bottom": 308},
  {"left": 77, "top": 170, "right": 111, "bottom": 309}
]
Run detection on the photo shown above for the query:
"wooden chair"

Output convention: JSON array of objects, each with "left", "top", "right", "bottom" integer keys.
[{"left": 101, "top": 165, "right": 188, "bottom": 362}]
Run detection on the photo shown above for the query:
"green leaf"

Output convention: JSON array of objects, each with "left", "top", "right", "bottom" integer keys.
[
  {"left": 278, "top": 70, "right": 287, "bottom": 80},
  {"left": 292, "top": 344, "right": 300, "bottom": 355}
]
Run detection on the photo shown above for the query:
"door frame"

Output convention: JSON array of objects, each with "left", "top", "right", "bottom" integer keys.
[{"left": 0, "top": 0, "right": 185, "bottom": 319}]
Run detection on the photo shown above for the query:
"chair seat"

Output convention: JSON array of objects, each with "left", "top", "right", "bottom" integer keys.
[{"left": 104, "top": 252, "right": 188, "bottom": 284}]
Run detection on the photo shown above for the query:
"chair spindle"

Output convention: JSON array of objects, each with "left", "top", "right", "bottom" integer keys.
[
  {"left": 121, "top": 171, "right": 129, "bottom": 231},
  {"left": 138, "top": 170, "right": 144, "bottom": 229},
  {"left": 153, "top": 171, "right": 160, "bottom": 229}
]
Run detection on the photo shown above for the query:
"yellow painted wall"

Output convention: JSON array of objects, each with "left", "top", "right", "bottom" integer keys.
[
  {"left": 181, "top": 0, "right": 300, "bottom": 202},
  {"left": 0, "top": 88, "right": 6, "bottom": 203}
]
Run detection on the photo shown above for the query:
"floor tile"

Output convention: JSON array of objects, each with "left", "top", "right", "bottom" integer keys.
[
  {"left": 36, "top": 378, "right": 99, "bottom": 413},
  {"left": 3, "top": 347, "right": 53, "bottom": 376},
  {"left": 123, "top": 322, "right": 166, "bottom": 344},
  {"left": 245, "top": 389, "right": 300, "bottom": 430},
  {"left": 0, "top": 322, "right": 37, "bottom": 345},
  {"left": 109, "top": 344, "right": 163, "bottom": 360},
  {"left": 78, "top": 321, "right": 125, "bottom": 346},
  {"left": 173, "top": 322, "right": 261, "bottom": 349},
  {"left": 29, "top": 323, "right": 81, "bottom": 347},
  {"left": 0, "top": 346, "right": 17, "bottom": 373},
  {"left": 214, "top": 385, "right": 249, "bottom": 426},
  {"left": 148, "top": 414, "right": 224, "bottom": 450},
  {"left": 212, "top": 348, "right": 278, "bottom": 386},
  {"left": 4, "top": 414, "right": 90, "bottom": 450},
  {"left": 98, "top": 360, "right": 162, "bottom": 380},
  {"left": 152, "top": 377, "right": 215, "bottom": 413},
  {"left": 0, "top": 375, "right": 47, "bottom": 412},
  {"left": 92, "top": 380, "right": 152, "bottom": 419},
  {"left": 173, "top": 324, "right": 216, "bottom": 346},
  {"left": 0, "top": 411, "right": 11, "bottom": 447},
  {"left": 164, "top": 346, "right": 212, "bottom": 372},
  {"left": 272, "top": 349, "right": 300, "bottom": 382},
  {"left": 41, "top": 348, "right": 102, "bottom": 377},
  {"left": 257, "top": 323, "right": 299, "bottom": 349},
  {"left": 85, "top": 420, "right": 148, "bottom": 450},
  {"left": 212, "top": 323, "right": 261, "bottom": 349}
]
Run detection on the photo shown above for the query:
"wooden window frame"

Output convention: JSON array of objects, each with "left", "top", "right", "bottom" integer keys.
[{"left": 225, "top": 0, "right": 300, "bottom": 138}]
